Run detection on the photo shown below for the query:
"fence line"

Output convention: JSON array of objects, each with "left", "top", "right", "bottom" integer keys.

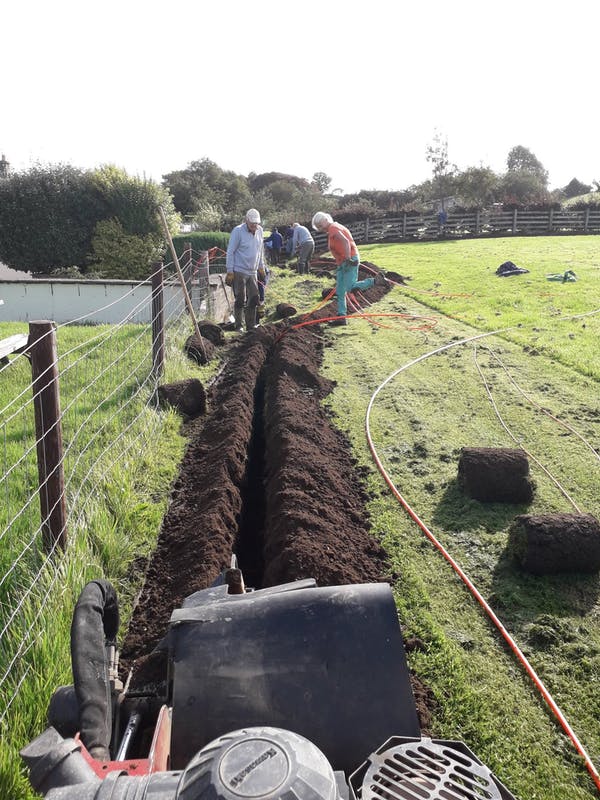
[
  {"left": 0, "top": 258, "right": 193, "bottom": 743},
  {"left": 317, "top": 208, "right": 600, "bottom": 247}
]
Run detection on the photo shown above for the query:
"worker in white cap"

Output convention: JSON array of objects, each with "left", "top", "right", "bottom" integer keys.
[{"left": 225, "top": 209, "right": 267, "bottom": 332}]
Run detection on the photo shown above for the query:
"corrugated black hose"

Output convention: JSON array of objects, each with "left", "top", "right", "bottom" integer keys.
[{"left": 70, "top": 580, "right": 119, "bottom": 761}]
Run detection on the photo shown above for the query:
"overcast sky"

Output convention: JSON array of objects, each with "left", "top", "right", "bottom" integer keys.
[{"left": 2, "top": 0, "right": 598, "bottom": 195}]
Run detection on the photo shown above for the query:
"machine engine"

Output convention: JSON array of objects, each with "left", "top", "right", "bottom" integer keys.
[{"left": 21, "top": 574, "right": 516, "bottom": 800}]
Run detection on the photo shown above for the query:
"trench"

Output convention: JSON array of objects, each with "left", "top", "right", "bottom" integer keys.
[
  {"left": 234, "top": 368, "right": 267, "bottom": 589},
  {"left": 112, "top": 282, "right": 437, "bottom": 758},
  {"left": 120, "top": 316, "right": 392, "bottom": 693}
]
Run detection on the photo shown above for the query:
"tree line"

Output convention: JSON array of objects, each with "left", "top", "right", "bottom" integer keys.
[{"left": 0, "top": 143, "right": 597, "bottom": 279}]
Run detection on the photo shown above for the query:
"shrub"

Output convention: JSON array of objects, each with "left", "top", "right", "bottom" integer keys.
[
  {"left": 170, "top": 232, "right": 230, "bottom": 259},
  {"left": 0, "top": 164, "right": 106, "bottom": 272},
  {"left": 332, "top": 200, "right": 379, "bottom": 225},
  {"left": 88, "top": 218, "right": 164, "bottom": 280},
  {"left": 0, "top": 163, "right": 180, "bottom": 277}
]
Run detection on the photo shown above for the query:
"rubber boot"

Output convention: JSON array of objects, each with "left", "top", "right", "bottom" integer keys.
[
  {"left": 245, "top": 305, "right": 257, "bottom": 330},
  {"left": 234, "top": 307, "right": 244, "bottom": 332}
]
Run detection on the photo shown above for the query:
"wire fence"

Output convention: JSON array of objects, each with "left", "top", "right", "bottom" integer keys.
[{"left": 0, "top": 254, "right": 197, "bottom": 735}]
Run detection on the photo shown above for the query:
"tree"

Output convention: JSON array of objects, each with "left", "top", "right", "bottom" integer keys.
[
  {"left": 506, "top": 146, "right": 548, "bottom": 184},
  {"left": 454, "top": 166, "right": 500, "bottom": 208},
  {"left": 190, "top": 203, "right": 223, "bottom": 231},
  {"left": 312, "top": 172, "right": 332, "bottom": 193},
  {"left": 162, "top": 158, "right": 252, "bottom": 221},
  {"left": 500, "top": 171, "right": 550, "bottom": 206},
  {"left": 502, "top": 146, "right": 549, "bottom": 205},
  {"left": 247, "top": 171, "right": 310, "bottom": 193},
  {"left": 562, "top": 178, "right": 592, "bottom": 199},
  {"left": 425, "top": 130, "right": 457, "bottom": 209},
  {"left": 263, "top": 179, "right": 303, "bottom": 208}
]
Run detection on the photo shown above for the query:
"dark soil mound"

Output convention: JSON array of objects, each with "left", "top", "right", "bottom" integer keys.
[
  {"left": 119, "top": 279, "right": 433, "bottom": 729},
  {"left": 184, "top": 334, "right": 215, "bottom": 364},
  {"left": 157, "top": 379, "right": 207, "bottom": 418},
  {"left": 274, "top": 302, "right": 297, "bottom": 318},
  {"left": 196, "top": 320, "right": 226, "bottom": 345}
]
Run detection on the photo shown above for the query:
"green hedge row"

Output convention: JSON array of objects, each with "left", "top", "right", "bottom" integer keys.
[{"left": 170, "top": 231, "right": 230, "bottom": 259}]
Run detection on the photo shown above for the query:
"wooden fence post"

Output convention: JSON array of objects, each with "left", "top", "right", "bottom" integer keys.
[
  {"left": 183, "top": 240, "right": 193, "bottom": 298},
  {"left": 198, "top": 251, "right": 211, "bottom": 319},
  {"left": 29, "top": 320, "right": 67, "bottom": 552},
  {"left": 365, "top": 218, "right": 370, "bottom": 244},
  {"left": 512, "top": 209, "right": 518, "bottom": 234},
  {"left": 584, "top": 208, "right": 590, "bottom": 232},
  {"left": 151, "top": 262, "right": 165, "bottom": 378}
]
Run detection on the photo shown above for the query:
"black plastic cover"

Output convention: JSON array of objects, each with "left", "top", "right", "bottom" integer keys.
[{"left": 169, "top": 581, "right": 420, "bottom": 774}]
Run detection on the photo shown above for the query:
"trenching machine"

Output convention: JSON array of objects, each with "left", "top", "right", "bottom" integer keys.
[{"left": 21, "top": 563, "right": 517, "bottom": 799}]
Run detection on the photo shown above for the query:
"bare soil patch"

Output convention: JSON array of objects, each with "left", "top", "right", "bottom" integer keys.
[{"left": 120, "top": 279, "right": 434, "bottom": 729}]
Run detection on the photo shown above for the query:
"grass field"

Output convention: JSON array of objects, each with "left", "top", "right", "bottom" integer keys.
[
  {"left": 265, "top": 235, "right": 600, "bottom": 799},
  {"left": 2, "top": 235, "right": 599, "bottom": 799}
]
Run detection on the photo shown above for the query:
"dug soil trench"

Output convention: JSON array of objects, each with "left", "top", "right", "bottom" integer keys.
[{"left": 120, "top": 278, "right": 434, "bottom": 729}]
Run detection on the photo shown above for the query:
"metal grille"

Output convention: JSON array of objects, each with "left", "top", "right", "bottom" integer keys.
[{"left": 359, "top": 739, "right": 504, "bottom": 800}]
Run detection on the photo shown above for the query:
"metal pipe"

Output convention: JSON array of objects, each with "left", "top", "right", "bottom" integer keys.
[{"left": 116, "top": 712, "right": 142, "bottom": 762}]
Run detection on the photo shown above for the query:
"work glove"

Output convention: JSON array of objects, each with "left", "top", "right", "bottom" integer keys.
[
  {"left": 225, "top": 272, "right": 234, "bottom": 286},
  {"left": 257, "top": 267, "right": 266, "bottom": 281}
]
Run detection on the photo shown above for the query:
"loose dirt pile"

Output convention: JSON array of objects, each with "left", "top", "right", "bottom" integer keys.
[{"left": 120, "top": 277, "right": 434, "bottom": 730}]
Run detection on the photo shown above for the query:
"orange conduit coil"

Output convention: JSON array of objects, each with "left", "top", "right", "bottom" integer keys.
[{"left": 365, "top": 329, "right": 600, "bottom": 795}]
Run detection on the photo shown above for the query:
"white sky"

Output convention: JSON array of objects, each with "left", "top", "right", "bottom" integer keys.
[{"left": 1, "top": 0, "right": 598, "bottom": 195}]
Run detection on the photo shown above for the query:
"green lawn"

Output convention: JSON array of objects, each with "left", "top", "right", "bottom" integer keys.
[
  {"left": 2, "top": 237, "right": 599, "bottom": 800},
  {"left": 269, "top": 237, "right": 599, "bottom": 800}
]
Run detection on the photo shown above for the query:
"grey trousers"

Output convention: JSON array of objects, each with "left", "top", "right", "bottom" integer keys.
[
  {"left": 233, "top": 271, "right": 259, "bottom": 330},
  {"left": 297, "top": 240, "right": 315, "bottom": 274}
]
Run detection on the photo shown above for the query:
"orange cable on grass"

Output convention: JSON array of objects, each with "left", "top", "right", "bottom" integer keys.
[
  {"left": 365, "top": 331, "right": 600, "bottom": 795},
  {"left": 346, "top": 295, "right": 397, "bottom": 331}
]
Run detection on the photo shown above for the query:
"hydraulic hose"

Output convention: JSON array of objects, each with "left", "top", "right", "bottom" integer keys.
[
  {"left": 71, "top": 580, "right": 119, "bottom": 761},
  {"left": 365, "top": 331, "right": 600, "bottom": 794}
]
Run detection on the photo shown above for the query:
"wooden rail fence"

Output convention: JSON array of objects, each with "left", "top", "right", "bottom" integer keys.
[{"left": 312, "top": 208, "right": 600, "bottom": 250}]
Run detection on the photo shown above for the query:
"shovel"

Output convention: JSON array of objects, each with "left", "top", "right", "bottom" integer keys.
[{"left": 218, "top": 273, "right": 235, "bottom": 324}]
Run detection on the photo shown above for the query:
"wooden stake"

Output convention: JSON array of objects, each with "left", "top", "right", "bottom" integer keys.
[{"left": 157, "top": 206, "right": 207, "bottom": 360}]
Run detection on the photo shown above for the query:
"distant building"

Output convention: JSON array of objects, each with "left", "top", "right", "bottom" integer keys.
[{"left": 0, "top": 154, "right": 9, "bottom": 179}]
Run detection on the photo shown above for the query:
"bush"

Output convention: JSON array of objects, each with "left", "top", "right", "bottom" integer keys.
[
  {"left": 88, "top": 219, "right": 164, "bottom": 280},
  {"left": 170, "top": 232, "right": 230, "bottom": 259},
  {"left": 0, "top": 163, "right": 180, "bottom": 277},
  {"left": 0, "top": 164, "right": 106, "bottom": 272},
  {"left": 331, "top": 200, "right": 379, "bottom": 225}
]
